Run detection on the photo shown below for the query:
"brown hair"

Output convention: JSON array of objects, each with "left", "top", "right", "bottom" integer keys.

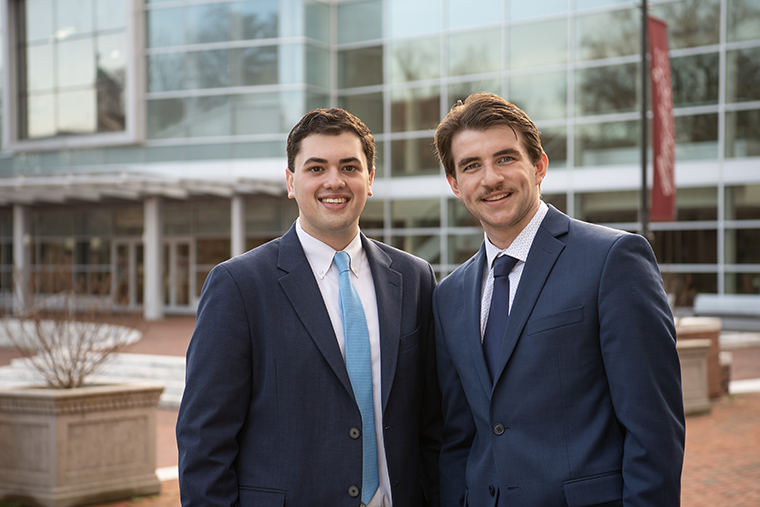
[
  {"left": 434, "top": 93, "right": 543, "bottom": 179},
  {"left": 286, "top": 108, "right": 375, "bottom": 172}
]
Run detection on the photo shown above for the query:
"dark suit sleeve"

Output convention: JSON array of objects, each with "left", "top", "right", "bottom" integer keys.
[
  {"left": 598, "top": 233, "right": 685, "bottom": 505},
  {"left": 434, "top": 288, "right": 476, "bottom": 507},
  {"left": 176, "top": 264, "right": 252, "bottom": 507}
]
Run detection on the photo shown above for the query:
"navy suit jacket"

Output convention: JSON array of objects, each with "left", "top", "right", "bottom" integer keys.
[
  {"left": 177, "top": 225, "right": 441, "bottom": 507},
  {"left": 434, "top": 206, "right": 685, "bottom": 507}
]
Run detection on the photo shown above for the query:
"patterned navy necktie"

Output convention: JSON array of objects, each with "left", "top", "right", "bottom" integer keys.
[{"left": 483, "top": 255, "right": 519, "bottom": 382}]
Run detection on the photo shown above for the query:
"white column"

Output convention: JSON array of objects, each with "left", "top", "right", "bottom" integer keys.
[
  {"left": 143, "top": 196, "right": 164, "bottom": 321},
  {"left": 12, "top": 205, "right": 30, "bottom": 315},
  {"left": 231, "top": 194, "right": 246, "bottom": 258}
]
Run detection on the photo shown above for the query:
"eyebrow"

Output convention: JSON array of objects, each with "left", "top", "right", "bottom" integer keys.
[
  {"left": 301, "top": 156, "right": 362, "bottom": 166},
  {"left": 456, "top": 148, "right": 522, "bottom": 169}
]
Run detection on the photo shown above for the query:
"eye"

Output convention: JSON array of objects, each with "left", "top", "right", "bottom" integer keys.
[
  {"left": 463, "top": 162, "right": 479, "bottom": 172},
  {"left": 343, "top": 165, "right": 358, "bottom": 172},
  {"left": 307, "top": 165, "right": 323, "bottom": 173},
  {"left": 498, "top": 155, "right": 514, "bottom": 163}
]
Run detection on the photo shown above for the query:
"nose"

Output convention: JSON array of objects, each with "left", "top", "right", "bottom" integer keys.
[
  {"left": 323, "top": 167, "right": 346, "bottom": 189},
  {"left": 481, "top": 162, "right": 504, "bottom": 187}
]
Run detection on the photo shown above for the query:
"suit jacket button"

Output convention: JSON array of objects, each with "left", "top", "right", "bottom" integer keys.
[
  {"left": 489, "top": 485, "right": 496, "bottom": 496},
  {"left": 349, "top": 427, "right": 361, "bottom": 439},
  {"left": 493, "top": 423, "right": 505, "bottom": 435},
  {"left": 348, "top": 485, "right": 360, "bottom": 497}
]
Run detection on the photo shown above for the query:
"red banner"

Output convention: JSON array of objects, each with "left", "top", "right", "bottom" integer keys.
[{"left": 649, "top": 16, "right": 676, "bottom": 222}]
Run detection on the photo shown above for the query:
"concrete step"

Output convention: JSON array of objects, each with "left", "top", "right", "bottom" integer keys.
[{"left": 0, "top": 352, "right": 186, "bottom": 409}]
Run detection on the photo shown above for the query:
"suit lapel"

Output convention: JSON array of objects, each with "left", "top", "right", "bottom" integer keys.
[
  {"left": 277, "top": 226, "right": 354, "bottom": 398},
  {"left": 491, "top": 207, "right": 569, "bottom": 384},
  {"left": 362, "top": 236, "right": 402, "bottom": 413}
]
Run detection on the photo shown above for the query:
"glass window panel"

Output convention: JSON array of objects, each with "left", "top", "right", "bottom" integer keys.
[
  {"left": 148, "top": 53, "right": 184, "bottom": 92},
  {"left": 448, "top": 0, "right": 501, "bottom": 29},
  {"left": 675, "top": 113, "right": 718, "bottom": 161},
  {"left": 186, "top": 50, "right": 230, "bottom": 90},
  {"left": 725, "top": 109, "right": 760, "bottom": 159},
  {"left": 197, "top": 239, "right": 231, "bottom": 266},
  {"left": 389, "top": 0, "right": 442, "bottom": 38},
  {"left": 113, "top": 207, "right": 143, "bottom": 235},
  {"left": 307, "top": 92, "right": 329, "bottom": 111},
  {"left": 448, "top": 28, "right": 502, "bottom": 77},
  {"left": 34, "top": 210, "right": 74, "bottom": 236},
  {"left": 97, "top": 33, "right": 126, "bottom": 88},
  {"left": 509, "top": 70, "right": 567, "bottom": 121},
  {"left": 58, "top": 88, "right": 97, "bottom": 134},
  {"left": 727, "top": 0, "right": 760, "bottom": 42},
  {"left": 57, "top": 37, "right": 95, "bottom": 88},
  {"left": 726, "top": 48, "right": 760, "bottom": 103},
  {"left": 391, "top": 86, "right": 440, "bottom": 133},
  {"left": 392, "top": 234, "right": 441, "bottom": 263},
  {"left": 147, "top": 7, "right": 184, "bottom": 48},
  {"left": 391, "top": 199, "right": 440, "bottom": 228},
  {"left": 360, "top": 198, "right": 385, "bottom": 230},
  {"left": 576, "top": 0, "right": 630, "bottom": 9},
  {"left": 338, "top": 0, "right": 382, "bottom": 44},
  {"left": 26, "top": 0, "right": 54, "bottom": 41},
  {"left": 671, "top": 53, "right": 719, "bottom": 107},
  {"left": 231, "top": 46, "right": 278, "bottom": 87},
  {"left": 339, "top": 93, "right": 384, "bottom": 135},
  {"left": 574, "top": 120, "right": 640, "bottom": 167},
  {"left": 186, "top": 3, "right": 230, "bottom": 44},
  {"left": 147, "top": 98, "right": 184, "bottom": 139},
  {"left": 448, "top": 234, "right": 482, "bottom": 264},
  {"left": 75, "top": 238, "right": 110, "bottom": 265},
  {"left": 27, "top": 93, "right": 56, "bottom": 138},
  {"left": 726, "top": 184, "right": 760, "bottom": 220},
  {"left": 726, "top": 229, "right": 760, "bottom": 264},
  {"left": 651, "top": 0, "right": 720, "bottom": 49},
  {"left": 510, "top": 0, "right": 566, "bottom": 20},
  {"left": 57, "top": 0, "right": 93, "bottom": 36},
  {"left": 653, "top": 229, "right": 717, "bottom": 263},
  {"left": 231, "top": 0, "right": 279, "bottom": 39},
  {"left": 448, "top": 79, "right": 502, "bottom": 105},
  {"left": 97, "top": 39, "right": 127, "bottom": 132},
  {"left": 27, "top": 44, "right": 55, "bottom": 92},
  {"left": 672, "top": 187, "right": 718, "bottom": 221},
  {"left": 725, "top": 273, "right": 760, "bottom": 294},
  {"left": 196, "top": 204, "right": 231, "bottom": 235},
  {"left": 448, "top": 198, "right": 479, "bottom": 227},
  {"left": 233, "top": 91, "right": 302, "bottom": 135},
  {"left": 277, "top": 43, "right": 305, "bottom": 85},
  {"left": 391, "top": 137, "right": 440, "bottom": 177},
  {"left": 187, "top": 96, "right": 231, "bottom": 137},
  {"left": 663, "top": 273, "right": 717, "bottom": 303},
  {"left": 576, "top": 9, "right": 638, "bottom": 61},
  {"left": 509, "top": 19, "right": 567, "bottom": 69},
  {"left": 390, "top": 37, "right": 440, "bottom": 83},
  {"left": 575, "top": 190, "right": 639, "bottom": 223},
  {"left": 575, "top": 63, "right": 638, "bottom": 116},
  {"left": 74, "top": 210, "right": 110, "bottom": 235},
  {"left": 306, "top": 45, "right": 330, "bottom": 88},
  {"left": 305, "top": 0, "right": 330, "bottom": 43},
  {"left": 164, "top": 205, "right": 193, "bottom": 235},
  {"left": 542, "top": 193, "right": 567, "bottom": 213},
  {"left": 96, "top": 0, "right": 127, "bottom": 31},
  {"left": 338, "top": 46, "right": 383, "bottom": 89},
  {"left": 541, "top": 126, "right": 567, "bottom": 169}
]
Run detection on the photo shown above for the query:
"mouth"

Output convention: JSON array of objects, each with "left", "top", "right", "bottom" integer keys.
[
  {"left": 482, "top": 191, "right": 512, "bottom": 202},
  {"left": 319, "top": 197, "right": 350, "bottom": 205}
]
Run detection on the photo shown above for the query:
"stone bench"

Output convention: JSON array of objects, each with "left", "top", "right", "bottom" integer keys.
[{"left": 693, "top": 294, "right": 760, "bottom": 318}]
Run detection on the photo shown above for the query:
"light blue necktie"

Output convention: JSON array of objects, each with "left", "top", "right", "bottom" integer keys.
[{"left": 334, "top": 251, "right": 379, "bottom": 504}]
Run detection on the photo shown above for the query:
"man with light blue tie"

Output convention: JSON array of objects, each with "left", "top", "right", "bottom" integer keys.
[{"left": 176, "top": 108, "right": 441, "bottom": 507}]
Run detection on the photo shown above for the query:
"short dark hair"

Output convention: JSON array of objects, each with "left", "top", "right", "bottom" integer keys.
[
  {"left": 286, "top": 108, "right": 375, "bottom": 172},
  {"left": 434, "top": 93, "right": 543, "bottom": 179}
]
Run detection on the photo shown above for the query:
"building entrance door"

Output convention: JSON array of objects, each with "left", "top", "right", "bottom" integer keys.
[
  {"left": 112, "top": 239, "right": 144, "bottom": 309},
  {"left": 164, "top": 238, "right": 195, "bottom": 312}
]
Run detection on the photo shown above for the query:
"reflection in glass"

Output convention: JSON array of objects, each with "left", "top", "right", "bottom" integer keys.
[
  {"left": 389, "top": 0, "right": 442, "bottom": 38},
  {"left": 187, "top": 3, "right": 230, "bottom": 44},
  {"left": 392, "top": 199, "right": 440, "bottom": 228},
  {"left": 391, "top": 138, "right": 440, "bottom": 177},
  {"left": 540, "top": 127, "right": 567, "bottom": 169},
  {"left": 338, "top": 0, "right": 382, "bottom": 44},
  {"left": 448, "top": 234, "right": 482, "bottom": 264},
  {"left": 390, "top": 37, "right": 440, "bottom": 83},
  {"left": 673, "top": 187, "right": 718, "bottom": 221},
  {"left": 57, "top": 0, "right": 93, "bottom": 36},
  {"left": 671, "top": 53, "right": 718, "bottom": 107},
  {"left": 448, "top": 29, "right": 501, "bottom": 77},
  {"left": 675, "top": 113, "right": 718, "bottom": 161},
  {"left": 187, "top": 96, "right": 231, "bottom": 137},
  {"left": 147, "top": 98, "right": 184, "bottom": 139},
  {"left": 231, "top": 46, "right": 278, "bottom": 87},
  {"left": 27, "top": 44, "right": 55, "bottom": 91},
  {"left": 576, "top": 9, "right": 638, "bottom": 61},
  {"left": 448, "top": 198, "right": 479, "bottom": 227},
  {"left": 305, "top": 0, "right": 330, "bottom": 43},
  {"left": 651, "top": 0, "right": 720, "bottom": 49},
  {"left": 726, "top": 184, "right": 760, "bottom": 219},
  {"left": 27, "top": 94, "right": 56, "bottom": 138},
  {"left": 575, "top": 190, "right": 639, "bottom": 223},
  {"left": 339, "top": 93, "right": 384, "bottom": 134},
  {"left": 231, "top": 0, "right": 278, "bottom": 39},
  {"left": 726, "top": 48, "right": 760, "bottom": 103},
  {"left": 448, "top": 79, "right": 502, "bottom": 105},
  {"left": 509, "top": 19, "right": 567, "bottom": 69},
  {"left": 448, "top": 0, "right": 501, "bottom": 29},
  {"left": 186, "top": 50, "right": 229, "bottom": 90},
  {"left": 57, "top": 38, "right": 95, "bottom": 88},
  {"left": 306, "top": 46, "right": 330, "bottom": 88},
  {"left": 58, "top": 88, "right": 97, "bottom": 134},
  {"left": 233, "top": 91, "right": 303, "bottom": 135},
  {"left": 653, "top": 230, "right": 717, "bottom": 263},
  {"left": 511, "top": 0, "right": 566, "bottom": 20},
  {"left": 726, "top": 0, "right": 760, "bottom": 42},
  {"left": 339, "top": 47, "right": 383, "bottom": 89},
  {"left": 575, "top": 63, "right": 638, "bottom": 116},
  {"left": 391, "top": 86, "right": 440, "bottom": 133},
  {"left": 392, "top": 235, "right": 441, "bottom": 263},
  {"left": 725, "top": 110, "right": 760, "bottom": 158},
  {"left": 147, "top": 7, "right": 184, "bottom": 48},
  {"left": 96, "top": 0, "right": 127, "bottom": 31},
  {"left": 96, "top": 34, "right": 127, "bottom": 132},
  {"left": 26, "top": 0, "right": 54, "bottom": 41},
  {"left": 576, "top": 0, "right": 630, "bottom": 9},
  {"left": 509, "top": 71, "right": 567, "bottom": 121},
  {"left": 575, "top": 120, "right": 639, "bottom": 167},
  {"left": 148, "top": 53, "right": 184, "bottom": 92}
]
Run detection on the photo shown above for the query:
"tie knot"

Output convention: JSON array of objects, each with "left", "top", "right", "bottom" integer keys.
[
  {"left": 493, "top": 255, "right": 518, "bottom": 278},
  {"left": 334, "top": 251, "right": 352, "bottom": 274}
]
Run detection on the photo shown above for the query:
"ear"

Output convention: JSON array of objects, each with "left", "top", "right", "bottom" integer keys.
[
  {"left": 285, "top": 168, "right": 296, "bottom": 199},
  {"left": 446, "top": 173, "right": 463, "bottom": 200},
  {"left": 367, "top": 167, "right": 375, "bottom": 197},
  {"left": 534, "top": 152, "right": 549, "bottom": 186}
]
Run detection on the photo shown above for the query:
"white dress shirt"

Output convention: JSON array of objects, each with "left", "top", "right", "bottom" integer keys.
[
  {"left": 296, "top": 219, "right": 392, "bottom": 507},
  {"left": 480, "top": 201, "right": 549, "bottom": 340}
]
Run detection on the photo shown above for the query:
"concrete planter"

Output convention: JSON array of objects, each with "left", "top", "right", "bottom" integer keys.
[
  {"left": 0, "top": 383, "right": 164, "bottom": 507},
  {"left": 676, "top": 339, "right": 712, "bottom": 415},
  {"left": 676, "top": 317, "right": 723, "bottom": 399}
]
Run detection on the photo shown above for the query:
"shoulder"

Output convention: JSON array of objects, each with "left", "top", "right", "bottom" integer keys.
[{"left": 213, "top": 237, "right": 282, "bottom": 279}]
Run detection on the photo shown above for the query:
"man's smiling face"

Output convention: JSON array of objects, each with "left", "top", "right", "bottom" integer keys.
[{"left": 446, "top": 126, "right": 548, "bottom": 249}]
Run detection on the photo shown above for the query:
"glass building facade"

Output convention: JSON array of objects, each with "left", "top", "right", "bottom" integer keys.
[{"left": 0, "top": 0, "right": 758, "bottom": 317}]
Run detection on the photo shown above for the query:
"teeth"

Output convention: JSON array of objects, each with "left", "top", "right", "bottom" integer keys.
[
  {"left": 484, "top": 193, "right": 509, "bottom": 201},
  {"left": 321, "top": 198, "right": 347, "bottom": 204}
]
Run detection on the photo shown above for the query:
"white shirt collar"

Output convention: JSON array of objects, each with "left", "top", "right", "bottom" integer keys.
[
  {"left": 295, "top": 218, "right": 364, "bottom": 279},
  {"left": 485, "top": 201, "right": 549, "bottom": 270}
]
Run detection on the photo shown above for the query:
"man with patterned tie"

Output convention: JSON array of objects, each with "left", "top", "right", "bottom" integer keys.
[
  {"left": 432, "top": 93, "right": 685, "bottom": 507},
  {"left": 177, "top": 108, "right": 441, "bottom": 507}
]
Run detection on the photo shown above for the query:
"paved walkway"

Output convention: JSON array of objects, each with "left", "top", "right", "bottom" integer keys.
[{"left": 3, "top": 315, "right": 760, "bottom": 506}]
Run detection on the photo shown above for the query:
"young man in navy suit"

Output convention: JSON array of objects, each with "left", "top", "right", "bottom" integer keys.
[
  {"left": 177, "top": 108, "right": 441, "bottom": 506},
  {"left": 432, "top": 93, "right": 684, "bottom": 507}
]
